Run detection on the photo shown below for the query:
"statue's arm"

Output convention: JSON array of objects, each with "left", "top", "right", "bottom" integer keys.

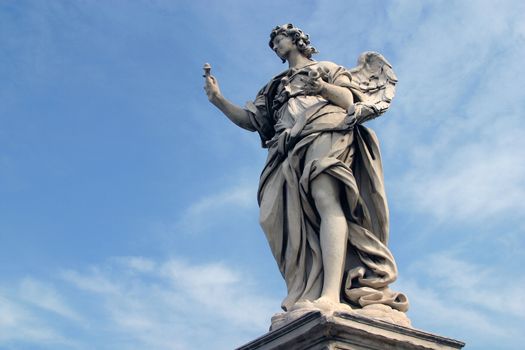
[
  {"left": 204, "top": 73, "right": 256, "bottom": 132},
  {"left": 318, "top": 83, "right": 354, "bottom": 111}
]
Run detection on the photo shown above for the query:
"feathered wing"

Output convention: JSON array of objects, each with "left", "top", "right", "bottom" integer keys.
[{"left": 348, "top": 51, "right": 398, "bottom": 124}]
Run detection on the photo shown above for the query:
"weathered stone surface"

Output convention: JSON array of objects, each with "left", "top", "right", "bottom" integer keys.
[
  {"left": 205, "top": 23, "right": 409, "bottom": 323},
  {"left": 237, "top": 311, "right": 465, "bottom": 350}
]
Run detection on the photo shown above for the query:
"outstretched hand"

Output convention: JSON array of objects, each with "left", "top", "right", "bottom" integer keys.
[{"left": 203, "top": 63, "right": 221, "bottom": 102}]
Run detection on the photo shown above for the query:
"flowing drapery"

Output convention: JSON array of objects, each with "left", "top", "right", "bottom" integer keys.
[{"left": 245, "top": 61, "right": 408, "bottom": 312}]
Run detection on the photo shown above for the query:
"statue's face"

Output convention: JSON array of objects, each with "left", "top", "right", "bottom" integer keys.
[{"left": 272, "top": 34, "right": 296, "bottom": 61}]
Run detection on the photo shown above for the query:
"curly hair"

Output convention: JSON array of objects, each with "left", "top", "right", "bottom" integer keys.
[{"left": 269, "top": 23, "right": 318, "bottom": 62}]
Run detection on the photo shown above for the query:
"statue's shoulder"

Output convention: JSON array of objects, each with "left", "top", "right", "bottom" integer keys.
[
  {"left": 315, "top": 60, "right": 340, "bottom": 68},
  {"left": 315, "top": 60, "right": 346, "bottom": 71}
]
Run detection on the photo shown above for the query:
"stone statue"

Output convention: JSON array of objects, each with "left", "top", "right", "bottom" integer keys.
[{"left": 204, "top": 24, "right": 409, "bottom": 328}]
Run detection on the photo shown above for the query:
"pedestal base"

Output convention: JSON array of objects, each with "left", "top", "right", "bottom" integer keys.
[{"left": 237, "top": 311, "right": 464, "bottom": 350}]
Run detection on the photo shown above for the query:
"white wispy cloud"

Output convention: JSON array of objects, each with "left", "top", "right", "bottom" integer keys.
[
  {"left": 0, "top": 293, "right": 76, "bottom": 347},
  {"left": 112, "top": 255, "right": 157, "bottom": 272},
  {"left": 160, "top": 259, "right": 274, "bottom": 330},
  {"left": 0, "top": 255, "right": 278, "bottom": 350},
  {"left": 175, "top": 182, "right": 257, "bottom": 234},
  {"left": 397, "top": 250, "right": 525, "bottom": 347},
  {"left": 185, "top": 184, "right": 254, "bottom": 216},
  {"left": 18, "top": 277, "right": 83, "bottom": 322},
  {"left": 399, "top": 130, "right": 525, "bottom": 222},
  {"left": 61, "top": 268, "right": 121, "bottom": 295},
  {"left": 59, "top": 255, "right": 277, "bottom": 349},
  {"left": 411, "top": 252, "right": 525, "bottom": 319},
  {"left": 398, "top": 279, "right": 507, "bottom": 337}
]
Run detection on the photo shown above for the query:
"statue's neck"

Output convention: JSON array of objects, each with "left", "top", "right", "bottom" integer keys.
[{"left": 287, "top": 51, "right": 314, "bottom": 70}]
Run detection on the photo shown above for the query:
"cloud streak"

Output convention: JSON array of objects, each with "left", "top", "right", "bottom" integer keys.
[
  {"left": 175, "top": 182, "right": 257, "bottom": 234},
  {"left": 65, "top": 256, "right": 277, "bottom": 349},
  {"left": 0, "top": 255, "right": 279, "bottom": 350},
  {"left": 398, "top": 250, "right": 525, "bottom": 348},
  {"left": 0, "top": 291, "right": 77, "bottom": 347},
  {"left": 18, "top": 277, "right": 83, "bottom": 322}
]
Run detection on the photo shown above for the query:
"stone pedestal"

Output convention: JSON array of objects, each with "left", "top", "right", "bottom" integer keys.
[{"left": 237, "top": 311, "right": 465, "bottom": 350}]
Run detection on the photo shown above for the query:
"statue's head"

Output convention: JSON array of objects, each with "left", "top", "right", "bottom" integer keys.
[{"left": 269, "top": 23, "right": 318, "bottom": 63}]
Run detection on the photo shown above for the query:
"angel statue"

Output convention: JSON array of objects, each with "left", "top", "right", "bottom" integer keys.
[{"left": 204, "top": 24, "right": 410, "bottom": 329}]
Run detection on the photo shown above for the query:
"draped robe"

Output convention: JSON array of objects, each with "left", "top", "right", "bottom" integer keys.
[{"left": 244, "top": 61, "right": 408, "bottom": 313}]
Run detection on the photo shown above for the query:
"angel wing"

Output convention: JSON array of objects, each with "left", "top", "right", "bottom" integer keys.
[{"left": 347, "top": 51, "right": 398, "bottom": 124}]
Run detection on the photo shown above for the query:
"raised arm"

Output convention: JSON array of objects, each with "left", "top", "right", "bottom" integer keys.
[{"left": 203, "top": 65, "right": 255, "bottom": 132}]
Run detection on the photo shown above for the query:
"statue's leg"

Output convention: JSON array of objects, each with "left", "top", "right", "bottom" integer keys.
[{"left": 311, "top": 173, "right": 348, "bottom": 304}]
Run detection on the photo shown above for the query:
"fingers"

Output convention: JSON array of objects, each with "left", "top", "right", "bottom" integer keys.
[
  {"left": 304, "top": 80, "right": 321, "bottom": 90},
  {"left": 204, "top": 74, "right": 217, "bottom": 85},
  {"left": 300, "top": 76, "right": 319, "bottom": 86},
  {"left": 202, "top": 71, "right": 214, "bottom": 80},
  {"left": 203, "top": 73, "right": 220, "bottom": 100},
  {"left": 302, "top": 80, "right": 323, "bottom": 96}
]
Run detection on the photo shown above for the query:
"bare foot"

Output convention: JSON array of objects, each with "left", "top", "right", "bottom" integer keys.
[
  {"left": 290, "top": 299, "right": 315, "bottom": 311},
  {"left": 313, "top": 296, "right": 353, "bottom": 313},
  {"left": 353, "top": 304, "right": 411, "bottom": 327},
  {"left": 313, "top": 296, "right": 338, "bottom": 311}
]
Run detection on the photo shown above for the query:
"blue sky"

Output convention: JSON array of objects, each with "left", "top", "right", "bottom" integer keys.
[{"left": 1, "top": 1, "right": 524, "bottom": 349}]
